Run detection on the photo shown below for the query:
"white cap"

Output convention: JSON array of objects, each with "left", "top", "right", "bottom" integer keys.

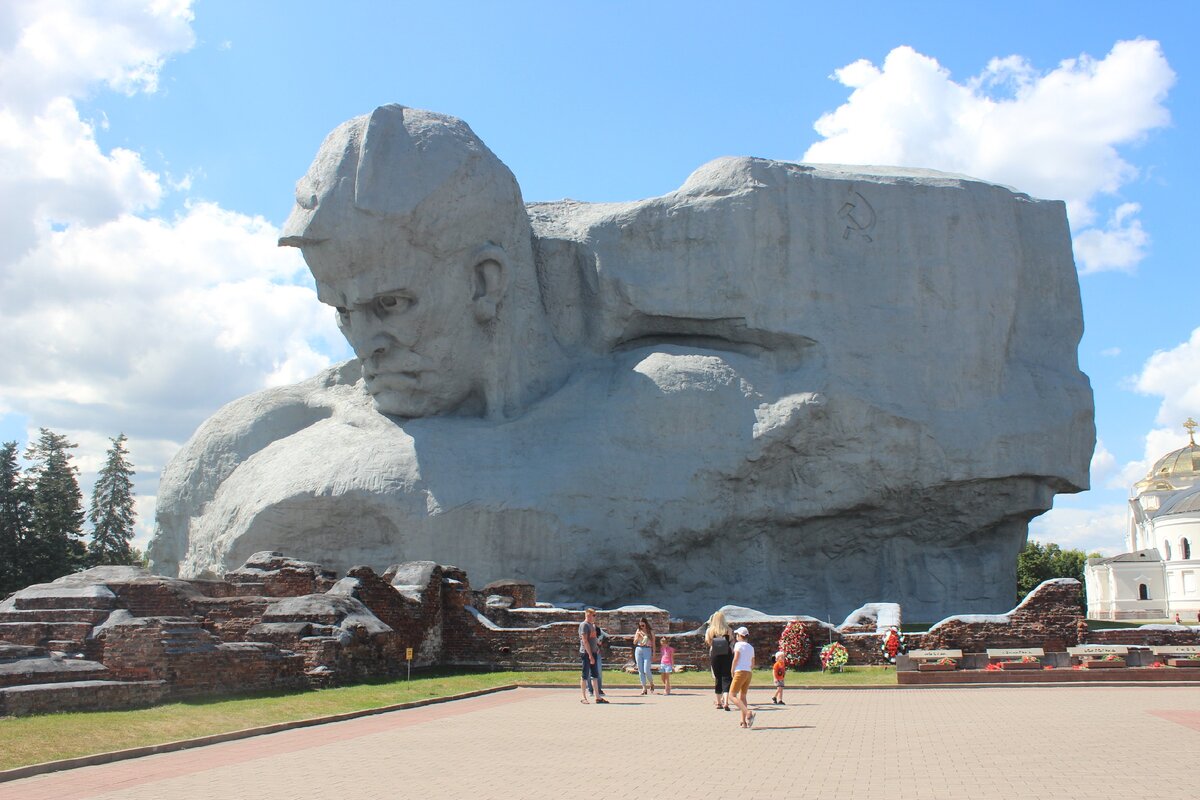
[{"left": 735, "top": 626, "right": 750, "bottom": 636}]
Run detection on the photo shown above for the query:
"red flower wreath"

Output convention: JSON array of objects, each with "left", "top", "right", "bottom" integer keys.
[
  {"left": 777, "top": 620, "right": 813, "bottom": 668},
  {"left": 881, "top": 627, "right": 907, "bottom": 663}
]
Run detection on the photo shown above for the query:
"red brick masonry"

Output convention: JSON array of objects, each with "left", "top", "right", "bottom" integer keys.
[{"left": 2, "top": 558, "right": 1197, "bottom": 715}]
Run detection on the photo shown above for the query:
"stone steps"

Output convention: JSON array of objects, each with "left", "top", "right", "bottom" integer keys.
[
  {"left": 158, "top": 622, "right": 219, "bottom": 655},
  {"left": 0, "top": 621, "right": 95, "bottom": 648},
  {"left": 0, "top": 589, "right": 118, "bottom": 653},
  {"left": 0, "top": 643, "right": 46, "bottom": 660},
  {"left": 0, "top": 608, "right": 110, "bottom": 624}
]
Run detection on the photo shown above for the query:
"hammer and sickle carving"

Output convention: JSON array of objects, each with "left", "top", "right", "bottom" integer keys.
[{"left": 838, "top": 190, "right": 876, "bottom": 242}]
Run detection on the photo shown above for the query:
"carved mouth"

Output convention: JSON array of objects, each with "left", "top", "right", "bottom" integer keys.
[{"left": 365, "top": 371, "right": 422, "bottom": 393}]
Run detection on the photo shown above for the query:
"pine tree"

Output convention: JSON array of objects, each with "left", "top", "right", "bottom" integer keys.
[
  {"left": 87, "top": 433, "right": 137, "bottom": 566},
  {"left": 0, "top": 441, "right": 32, "bottom": 595},
  {"left": 23, "top": 428, "right": 86, "bottom": 584}
]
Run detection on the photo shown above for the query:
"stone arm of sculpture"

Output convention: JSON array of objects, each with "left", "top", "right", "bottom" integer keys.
[{"left": 149, "top": 359, "right": 365, "bottom": 573}]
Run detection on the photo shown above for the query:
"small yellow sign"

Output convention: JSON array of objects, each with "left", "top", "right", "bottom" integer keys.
[{"left": 406, "top": 647, "right": 414, "bottom": 661}]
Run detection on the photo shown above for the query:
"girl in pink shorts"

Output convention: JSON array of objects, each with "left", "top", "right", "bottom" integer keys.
[{"left": 659, "top": 638, "right": 676, "bottom": 695}]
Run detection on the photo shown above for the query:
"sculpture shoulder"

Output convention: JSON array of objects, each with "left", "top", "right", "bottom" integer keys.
[{"left": 159, "top": 360, "right": 369, "bottom": 505}]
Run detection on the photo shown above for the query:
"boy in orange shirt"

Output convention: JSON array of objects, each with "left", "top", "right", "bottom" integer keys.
[{"left": 771, "top": 650, "right": 787, "bottom": 704}]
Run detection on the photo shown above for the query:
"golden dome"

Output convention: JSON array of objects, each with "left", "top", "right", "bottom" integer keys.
[{"left": 1134, "top": 418, "right": 1200, "bottom": 495}]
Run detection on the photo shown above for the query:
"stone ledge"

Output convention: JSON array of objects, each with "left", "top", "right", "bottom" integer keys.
[
  {"left": 0, "top": 679, "right": 167, "bottom": 717},
  {"left": 0, "top": 656, "right": 109, "bottom": 688}
]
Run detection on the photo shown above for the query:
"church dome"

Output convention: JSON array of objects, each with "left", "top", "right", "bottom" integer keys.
[{"left": 1134, "top": 419, "right": 1200, "bottom": 495}]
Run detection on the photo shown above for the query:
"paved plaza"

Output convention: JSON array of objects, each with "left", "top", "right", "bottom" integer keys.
[{"left": 2, "top": 684, "right": 1198, "bottom": 799}]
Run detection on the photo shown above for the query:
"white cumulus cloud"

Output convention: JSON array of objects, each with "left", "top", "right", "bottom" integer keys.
[
  {"left": 1072, "top": 203, "right": 1148, "bottom": 275},
  {"left": 0, "top": 1, "right": 345, "bottom": 538},
  {"left": 1133, "top": 327, "right": 1200, "bottom": 424},
  {"left": 805, "top": 40, "right": 1175, "bottom": 274},
  {"left": 0, "top": 0, "right": 195, "bottom": 112},
  {"left": 1029, "top": 503, "right": 1128, "bottom": 557},
  {"left": 0, "top": 203, "right": 339, "bottom": 443},
  {"left": 1107, "top": 330, "right": 1200, "bottom": 488},
  {"left": 1089, "top": 440, "right": 1117, "bottom": 487}
]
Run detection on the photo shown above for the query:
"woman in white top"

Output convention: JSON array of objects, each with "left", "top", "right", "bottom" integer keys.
[
  {"left": 729, "top": 626, "right": 756, "bottom": 728},
  {"left": 633, "top": 617, "right": 656, "bottom": 694}
]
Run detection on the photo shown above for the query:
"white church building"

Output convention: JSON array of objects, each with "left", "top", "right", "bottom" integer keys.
[{"left": 1084, "top": 418, "right": 1200, "bottom": 620}]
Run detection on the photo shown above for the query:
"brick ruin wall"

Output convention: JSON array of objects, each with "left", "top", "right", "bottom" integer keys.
[
  {"left": 915, "top": 580, "right": 1085, "bottom": 653},
  {"left": 4, "top": 559, "right": 1200, "bottom": 716}
]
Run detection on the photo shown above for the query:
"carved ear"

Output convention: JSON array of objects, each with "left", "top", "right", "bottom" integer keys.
[{"left": 471, "top": 245, "right": 507, "bottom": 323}]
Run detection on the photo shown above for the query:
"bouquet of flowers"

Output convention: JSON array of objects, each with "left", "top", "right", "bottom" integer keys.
[
  {"left": 820, "top": 642, "right": 849, "bottom": 671},
  {"left": 935, "top": 657, "right": 957, "bottom": 666},
  {"left": 778, "top": 621, "right": 813, "bottom": 668},
  {"left": 1018, "top": 655, "right": 1040, "bottom": 664}
]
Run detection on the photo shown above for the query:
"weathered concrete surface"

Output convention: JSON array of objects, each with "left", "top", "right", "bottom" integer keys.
[{"left": 149, "top": 105, "right": 1094, "bottom": 621}]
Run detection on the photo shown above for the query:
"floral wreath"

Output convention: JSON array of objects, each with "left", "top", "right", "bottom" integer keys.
[
  {"left": 777, "top": 620, "right": 813, "bottom": 668},
  {"left": 820, "top": 641, "right": 849, "bottom": 670},
  {"left": 880, "top": 627, "right": 907, "bottom": 663}
]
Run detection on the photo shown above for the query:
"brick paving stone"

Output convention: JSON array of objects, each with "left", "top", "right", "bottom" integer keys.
[{"left": 1, "top": 685, "right": 1198, "bottom": 800}]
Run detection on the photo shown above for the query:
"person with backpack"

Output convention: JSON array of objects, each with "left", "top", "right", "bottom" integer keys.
[{"left": 705, "top": 610, "right": 734, "bottom": 710}]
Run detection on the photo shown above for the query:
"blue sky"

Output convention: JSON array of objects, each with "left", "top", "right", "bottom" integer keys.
[{"left": 1, "top": 0, "right": 1197, "bottom": 557}]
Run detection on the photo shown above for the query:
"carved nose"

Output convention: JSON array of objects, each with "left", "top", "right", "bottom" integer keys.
[{"left": 354, "top": 333, "right": 390, "bottom": 361}]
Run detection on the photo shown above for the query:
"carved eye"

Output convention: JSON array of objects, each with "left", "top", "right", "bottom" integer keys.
[
  {"left": 335, "top": 306, "right": 350, "bottom": 321},
  {"left": 377, "top": 295, "right": 414, "bottom": 314}
]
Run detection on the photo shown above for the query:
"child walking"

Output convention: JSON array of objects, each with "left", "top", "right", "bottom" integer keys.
[
  {"left": 659, "top": 638, "right": 676, "bottom": 695},
  {"left": 771, "top": 650, "right": 786, "bottom": 704}
]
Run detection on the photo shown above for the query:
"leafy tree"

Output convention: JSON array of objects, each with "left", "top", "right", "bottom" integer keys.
[
  {"left": 23, "top": 428, "right": 86, "bottom": 584},
  {"left": 0, "top": 441, "right": 32, "bottom": 595},
  {"left": 1017, "top": 540, "right": 1098, "bottom": 606},
  {"left": 87, "top": 433, "right": 138, "bottom": 567}
]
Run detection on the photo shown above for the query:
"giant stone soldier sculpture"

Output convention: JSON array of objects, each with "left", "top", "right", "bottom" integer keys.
[{"left": 149, "top": 104, "right": 1095, "bottom": 620}]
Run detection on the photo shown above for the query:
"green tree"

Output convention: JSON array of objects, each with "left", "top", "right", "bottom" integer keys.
[
  {"left": 1017, "top": 540, "right": 1097, "bottom": 606},
  {"left": 87, "top": 433, "right": 138, "bottom": 566},
  {"left": 0, "top": 441, "right": 32, "bottom": 595},
  {"left": 23, "top": 428, "right": 86, "bottom": 584}
]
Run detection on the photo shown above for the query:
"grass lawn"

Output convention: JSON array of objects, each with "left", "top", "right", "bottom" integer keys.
[{"left": 0, "top": 666, "right": 895, "bottom": 771}]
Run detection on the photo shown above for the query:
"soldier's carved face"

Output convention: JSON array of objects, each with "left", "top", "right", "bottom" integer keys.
[{"left": 307, "top": 240, "right": 493, "bottom": 419}]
